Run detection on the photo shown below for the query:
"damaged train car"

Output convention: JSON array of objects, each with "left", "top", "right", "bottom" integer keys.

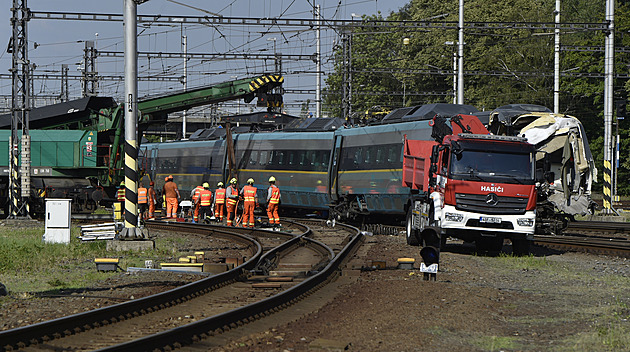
[{"left": 488, "top": 104, "right": 597, "bottom": 234}]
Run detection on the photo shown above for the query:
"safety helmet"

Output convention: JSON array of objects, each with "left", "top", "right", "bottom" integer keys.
[
  {"left": 203, "top": 182, "right": 210, "bottom": 188},
  {"left": 168, "top": 175, "right": 173, "bottom": 180},
  {"left": 217, "top": 182, "right": 224, "bottom": 187},
  {"left": 317, "top": 180, "right": 322, "bottom": 185},
  {"left": 120, "top": 181, "right": 125, "bottom": 186},
  {"left": 268, "top": 176, "right": 276, "bottom": 183},
  {"left": 164, "top": 176, "right": 169, "bottom": 181},
  {"left": 149, "top": 181, "right": 155, "bottom": 186},
  {"left": 230, "top": 178, "right": 237, "bottom": 184},
  {"left": 247, "top": 178, "right": 254, "bottom": 184}
]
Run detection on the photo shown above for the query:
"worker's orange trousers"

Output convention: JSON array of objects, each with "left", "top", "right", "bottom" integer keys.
[
  {"left": 242, "top": 202, "right": 255, "bottom": 228},
  {"left": 226, "top": 204, "right": 236, "bottom": 226},
  {"left": 267, "top": 203, "right": 279, "bottom": 224},
  {"left": 166, "top": 198, "right": 178, "bottom": 218},
  {"left": 214, "top": 203, "right": 224, "bottom": 221}
]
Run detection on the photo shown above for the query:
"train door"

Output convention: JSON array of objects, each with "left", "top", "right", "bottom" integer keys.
[{"left": 329, "top": 135, "right": 343, "bottom": 202}]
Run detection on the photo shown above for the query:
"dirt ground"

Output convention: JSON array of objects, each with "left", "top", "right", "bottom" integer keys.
[
  {"left": 210, "top": 235, "right": 630, "bottom": 352},
  {"left": 1, "top": 231, "right": 629, "bottom": 351}
]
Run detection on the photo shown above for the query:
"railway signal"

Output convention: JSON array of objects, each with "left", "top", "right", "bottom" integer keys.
[{"left": 419, "top": 227, "right": 441, "bottom": 281}]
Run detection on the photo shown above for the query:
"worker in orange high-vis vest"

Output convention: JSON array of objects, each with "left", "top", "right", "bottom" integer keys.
[
  {"left": 191, "top": 184, "right": 204, "bottom": 223},
  {"left": 225, "top": 178, "right": 239, "bottom": 226},
  {"left": 148, "top": 181, "right": 157, "bottom": 219},
  {"left": 240, "top": 178, "right": 258, "bottom": 228},
  {"left": 197, "top": 182, "right": 213, "bottom": 222},
  {"left": 266, "top": 176, "right": 281, "bottom": 227},
  {"left": 162, "top": 175, "right": 180, "bottom": 218},
  {"left": 138, "top": 181, "right": 148, "bottom": 221},
  {"left": 214, "top": 181, "right": 226, "bottom": 223}
]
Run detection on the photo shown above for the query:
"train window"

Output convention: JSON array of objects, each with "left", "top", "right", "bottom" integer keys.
[
  {"left": 288, "top": 151, "right": 296, "bottom": 166},
  {"left": 273, "top": 150, "right": 285, "bottom": 166},
  {"left": 250, "top": 151, "right": 258, "bottom": 166},
  {"left": 303, "top": 151, "right": 310, "bottom": 167},
  {"left": 321, "top": 151, "right": 329, "bottom": 170},
  {"left": 259, "top": 151, "right": 269, "bottom": 166},
  {"left": 353, "top": 148, "right": 362, "bottom": 168},
  {"left": 376, "top": 148, "right": 383, "bottom": 164}
]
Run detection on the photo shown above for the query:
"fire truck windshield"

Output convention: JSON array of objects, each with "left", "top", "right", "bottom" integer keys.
[{"left": 449, "top": 150, "right": 535, "bottom": 184}]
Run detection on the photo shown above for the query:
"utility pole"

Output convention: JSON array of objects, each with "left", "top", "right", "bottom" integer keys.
[
  {"left": 603, "top": 0, "right": 615, "bottom": 213},
  {"left": 8, "top": 0, "right": 31, "bottom": 218},
  {"left": 119, "top": 0, "right": 147, "bottom": 239},
  {"left": 457, "top": 0, "right": 464, "bottom": 104},
  {"left": 553, "top": 0, "right": 560, "bottom": 113},
  {"left": 182, "top": 33, "right": 188, "bottom": 138},
  {"left": 341, "top": 31, "right": 352, "bottom": 122},
  {"left": 315, "top": 4, "right": 322, "bottom": 118}
]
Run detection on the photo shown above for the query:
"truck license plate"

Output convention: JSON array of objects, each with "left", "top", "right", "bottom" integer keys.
[{"left": 479, "top": 216, "right": 501, "bottom": 224}]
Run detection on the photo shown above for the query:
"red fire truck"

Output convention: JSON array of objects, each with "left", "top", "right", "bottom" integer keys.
[{"left": 404, "top": 114, "right": 537, "bottom": 256}]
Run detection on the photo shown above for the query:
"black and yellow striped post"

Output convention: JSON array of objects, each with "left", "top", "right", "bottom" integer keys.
[
  {"left": 603, "top": 160, "right": 612, "bottom": 211},
  {"left": 124, "top": 140, "right": 138, "bottom": 229}
]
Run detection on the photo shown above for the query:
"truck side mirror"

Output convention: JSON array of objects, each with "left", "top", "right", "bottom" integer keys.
[{"left": 430, "top": 145, "right": 439, "bottom": 164}]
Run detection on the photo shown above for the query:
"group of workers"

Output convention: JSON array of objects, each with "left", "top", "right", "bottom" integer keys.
[
  {"left": 118, "top": 175, "right": 281, "bottom": 227},
  {"left": 117, "top": 179, "right": 159, "bottom": 220},
  {"left": 190, "top": 176, "right": 281, "bottom": 228}
]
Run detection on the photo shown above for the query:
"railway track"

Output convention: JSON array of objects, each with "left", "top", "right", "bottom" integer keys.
[
  {"left": 531, "top": 220, "right": 630, "bottom": 258},
  {"left": 562, "top": 220, "right": 630, "bottom": 238},
  {"left": 534, "top": 234, "right": 630, "bottom": 258},
  {"left": 0, "top": 219, "right": 363, "bottom": 351}
]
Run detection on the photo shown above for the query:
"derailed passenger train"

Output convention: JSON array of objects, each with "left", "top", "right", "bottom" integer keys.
[{"left": 140, "top": 103, "right": 596, "bottom": 233}]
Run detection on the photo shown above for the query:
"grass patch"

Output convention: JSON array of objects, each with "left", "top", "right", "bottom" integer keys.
[
  {"left": 488, "top": 253, "right": 552, "bottom": 271},
  {"left": 0, "top": 224, "right": 186, "bottom": 294},
  {"left": 472, "top": 335, "right": 521, "bottom": 351}
]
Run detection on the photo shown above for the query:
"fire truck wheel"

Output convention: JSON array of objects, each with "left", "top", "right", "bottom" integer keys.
[{"left": 405, "top": 208, "right": 420, "bottom": 246}]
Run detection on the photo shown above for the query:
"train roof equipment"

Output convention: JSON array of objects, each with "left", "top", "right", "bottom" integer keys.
[
  {"left": 220, "top": 111, "right": 299, "bottom": 129},
  {"left": 283, "top": 117, "right": 345, "bottom": 132},
  {"left": 379, "top": 103, "right": 479, "bottom": 125}
]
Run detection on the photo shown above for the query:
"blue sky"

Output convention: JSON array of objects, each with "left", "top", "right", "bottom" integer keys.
[{"left": 0, "top": 0, "right": 410, "bottom": 116}]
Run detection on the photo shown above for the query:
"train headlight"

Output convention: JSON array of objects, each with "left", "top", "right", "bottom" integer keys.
[
  {"left": 517, "top": 218, "right": 535, "bottom": 227},
  {"left": 444, "top": 212, "right": 464, "bottom": 222}
]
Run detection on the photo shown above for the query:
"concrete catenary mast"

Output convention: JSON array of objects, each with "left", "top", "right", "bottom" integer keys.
[{"left": 119, "top": 0, "right": 148, "bottom": 239}]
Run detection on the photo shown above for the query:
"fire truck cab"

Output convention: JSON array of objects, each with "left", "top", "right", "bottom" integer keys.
[{"left": 404, "top": 115, "right": 537, "bottom": 255}]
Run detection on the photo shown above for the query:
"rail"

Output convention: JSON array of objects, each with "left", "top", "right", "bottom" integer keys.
[{"left": 98, "top": 220, "right": 361, "bottom": 351}]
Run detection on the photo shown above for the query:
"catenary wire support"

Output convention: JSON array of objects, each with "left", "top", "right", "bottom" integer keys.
[
  {"left": 8, "top": 0, "right": 31, "bottom": 219},
  {"left": 82, "top": 40, "right": 98, "bottom": 97}
]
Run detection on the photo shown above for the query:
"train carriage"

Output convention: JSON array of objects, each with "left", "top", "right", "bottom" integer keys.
[
  {"left": 232, "top": 131, "right": 334, "bottom": 212},
  {"left": 141, "top": 139, "right": 226, "bottom": 196},
  {"left": 328, "top": 120, "right": 435, "bottom": 223}
]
